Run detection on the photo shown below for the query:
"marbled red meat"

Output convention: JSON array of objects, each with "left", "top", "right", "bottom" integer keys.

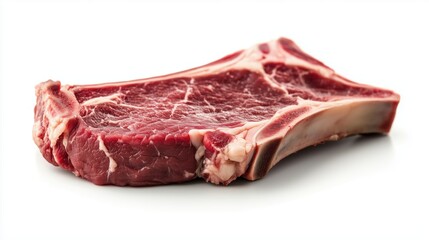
[{"left": 33, "top": 38, "right": 399, "bottom": 186}]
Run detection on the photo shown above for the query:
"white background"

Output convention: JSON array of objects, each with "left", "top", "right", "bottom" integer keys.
[{"left": 1, "top": 0, "right": 428, "bottom": 239}]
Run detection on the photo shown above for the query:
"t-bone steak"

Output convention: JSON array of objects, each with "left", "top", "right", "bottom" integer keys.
[{"left": 33, "top": 38, "right": 400, "bottom": 186}]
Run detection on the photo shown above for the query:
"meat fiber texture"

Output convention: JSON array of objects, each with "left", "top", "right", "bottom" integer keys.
[{"left": 33, "top": 38, "right": 400, "bottom": 186}]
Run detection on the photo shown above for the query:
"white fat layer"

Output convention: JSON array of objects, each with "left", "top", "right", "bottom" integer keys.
[
  {"left": 190, "top": 123, "right": 261, "bottom": 184},
  {"left": 188, "top": 129, "right": 210, "bottom": 148},
  {"left": 216, "top": 163, "right": 236, "bottom": 182},
  {"left": 62, "top": 135, "right": 68, "bottom": 148},
  {"left": 42, "top": 92, "right": 72, "bottom": 148},
  {"left": 223, "top": 137, "right": 252, "bottom": 162},
  {"left": 195, "top": 145, "right": 206, "bottom": 161},
  {"left": 202, "top": 161, "right": 236, "bottom": 184},
  {"left": 47, "top": 118, "right": 68, "bottom": 148},
  {"left": 45, "top": 110, "right": 73, "bottom": 165},
  {"left": 81, "top": 93, "right": 123, "bottom": 106},
  {"left": 218, "top": 121, "right": 267, "bottom": 135},
  {"left": 97, "top": 135, "right": 118, "bottom": 174},
  {"left": 189, "top": 122, "right": 265, "bottom": 159},
  {"left": 199, "top": 135, "right": 254, "bottom": 183}
]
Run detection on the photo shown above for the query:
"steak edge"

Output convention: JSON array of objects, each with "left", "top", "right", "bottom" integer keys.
[{"left": 33, "top": 38, "right": 400, "bottom": 186}]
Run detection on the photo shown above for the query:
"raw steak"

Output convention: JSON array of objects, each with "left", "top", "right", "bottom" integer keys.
[{"left": 33, "top": 38, "right": 400, "bottom": 186}]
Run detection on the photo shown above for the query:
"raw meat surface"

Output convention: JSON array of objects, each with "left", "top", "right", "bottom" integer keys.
[{"left": 33, "top": 37, "right": 400, "bottom": 186}]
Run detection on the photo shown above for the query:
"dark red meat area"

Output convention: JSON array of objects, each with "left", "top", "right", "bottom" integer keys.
[
  {"left": 74, "top": 70, "right": 295, "bottom": 136},
  {"left": 73, "top": 65, "right": 393, "bottom": 138},
  {"left": 203, "top": 130, "right": 233, "bottom": 152},
  {"left": 66, "top": 127, "right": 196, "bottom": 185},
  {"left": 263, "top": 63, "right": 393, "bottom": 100}
]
